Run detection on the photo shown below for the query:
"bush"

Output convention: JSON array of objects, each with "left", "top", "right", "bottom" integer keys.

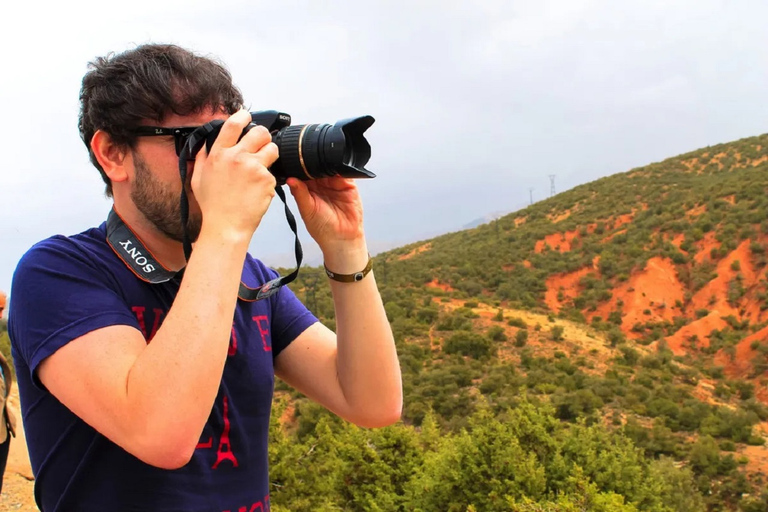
[
  {"left": 443, "top": 332, "right": 495, "bottom": 359},
  {"left": 551, "top": 325, "right": 565, "bottom": 341},
  {"left": 507, "top": 317, "right": 527, "bottom": 328},
  {"left": 515, "top": 330, "right": 529, "bottom": 347},
  {"left": 487, "top": 325, "right": 507, "bottom": 341}
]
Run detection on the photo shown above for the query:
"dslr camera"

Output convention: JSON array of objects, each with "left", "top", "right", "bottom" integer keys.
[{"left": 205, "top": 110, "right": 376, "bottom": 184}]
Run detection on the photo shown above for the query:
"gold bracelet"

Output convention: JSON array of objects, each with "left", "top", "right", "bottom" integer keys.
[{"left": 324, "top": 254, "right": 373, "bottom": 282}]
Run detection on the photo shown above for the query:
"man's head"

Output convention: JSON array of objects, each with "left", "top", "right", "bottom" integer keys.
[{"left": 78, "top": 43, "right": 244, "bottom": 198}]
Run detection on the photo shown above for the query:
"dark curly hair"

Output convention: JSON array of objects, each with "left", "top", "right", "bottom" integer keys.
[{"left": 78, "top": 44, "right": 244, "bottom": 197}]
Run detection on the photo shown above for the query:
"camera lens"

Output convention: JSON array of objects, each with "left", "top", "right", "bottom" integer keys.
[{"left": 270, "top": 116, "right": 376, "bottom": 183}]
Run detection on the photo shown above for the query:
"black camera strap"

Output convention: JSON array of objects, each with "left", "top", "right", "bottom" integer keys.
[
  {"left": 105, "top": 123, "right": 303, "bottom": 302},
  {"left": 178, "top": 122, "right": 303, "bottom": 301}
]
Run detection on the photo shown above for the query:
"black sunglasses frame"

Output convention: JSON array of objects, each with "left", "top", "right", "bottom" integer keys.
[{"left": 131, "top": 126, "right": 201, "bottom": 157}]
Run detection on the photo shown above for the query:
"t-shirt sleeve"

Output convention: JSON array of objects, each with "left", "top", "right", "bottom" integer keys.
[
  {"left": 266, "top": 268, "right": 318, "bottom": 358},
  {"left": 9, "top": 238, "right": 140, "bottom": 387}
]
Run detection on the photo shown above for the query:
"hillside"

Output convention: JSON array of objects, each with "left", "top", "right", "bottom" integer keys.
[
  {"left": 275, "top": 134, "right": 768, "bottom": 511},
  {"left": 379, "top": 133, "right": 768, "bottom": 394}
]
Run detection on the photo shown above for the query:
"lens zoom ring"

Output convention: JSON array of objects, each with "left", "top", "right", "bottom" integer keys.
[{"left": 275, "top": 126, "right": 309, "bottom": 179}]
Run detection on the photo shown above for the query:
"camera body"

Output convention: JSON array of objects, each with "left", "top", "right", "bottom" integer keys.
[{"left": 205, "top": 110, "right": 376, "bottom": 184}]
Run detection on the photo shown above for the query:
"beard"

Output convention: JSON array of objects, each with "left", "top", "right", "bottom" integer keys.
[{"left": 130, "top": 152, "right": 202, "bottom": 243}]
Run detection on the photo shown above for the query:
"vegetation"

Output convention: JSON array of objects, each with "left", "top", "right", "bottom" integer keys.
[{"left": 269, "top": 134, "right": 768, "bottom": 511}]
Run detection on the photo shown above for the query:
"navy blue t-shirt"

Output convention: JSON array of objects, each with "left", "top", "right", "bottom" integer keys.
[{"left": 8, "top": 222, "right": 317, "bottom": 512}]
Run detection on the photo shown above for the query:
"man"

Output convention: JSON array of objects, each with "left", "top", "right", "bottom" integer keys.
[
  {"left": 8, "top": 44, "right": 402, "bottom": 511},
  {"left": 0, "top": 290, "right": 16, "bottom": 494}
]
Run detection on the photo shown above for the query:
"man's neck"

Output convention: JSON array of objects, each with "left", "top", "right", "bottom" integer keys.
[{"left": 111, "top": 201, "right": 188, "bottom": 272}]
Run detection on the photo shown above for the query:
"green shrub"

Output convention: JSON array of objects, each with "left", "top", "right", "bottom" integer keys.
[
  {"left": 443, "top": 332, "right": 495, "bottom": 359},
  {"left": 515, "top": 330, "right": 529, "bottom": 347}
]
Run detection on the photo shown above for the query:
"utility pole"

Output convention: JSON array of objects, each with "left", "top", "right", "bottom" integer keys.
[{"left": 549, "top": 174, "right": 556, "bottom": 197}]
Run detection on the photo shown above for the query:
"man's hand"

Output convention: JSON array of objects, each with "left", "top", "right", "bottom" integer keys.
[
  {"left": 286, "top": 177, "right": 366, "bottom": 265},
  {"left": 192, "top": 110, "right": 279, "bottom": 240}
]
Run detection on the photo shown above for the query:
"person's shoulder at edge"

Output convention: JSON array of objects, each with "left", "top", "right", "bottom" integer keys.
[{"left": 14, "top": 224, "right": 110, "bottom": 270}]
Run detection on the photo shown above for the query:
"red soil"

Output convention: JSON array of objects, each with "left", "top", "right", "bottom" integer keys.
[
  {"left": 693, "top": 232, "right": 720, "bottom": 264},
  {"left": 687, "top": 204, "right": 707, "bottom": 218},
  {"left": 549, "top": 210, "right": 572, "bottom": 223},
  {"left": 713, "top": 325, "right": 768, "bottom": 380},
  {"left": 665, "top": 312, "right": 727, "bottom": 355},
  {"left": 545, "top": 267, "right": 595, "bottom": 313},
  {"left": 602, "top": 229, "right": 627, "bottom": 243},
  {"left": 425, "top": 279, "right": 455, "bottom": 292},
  {"left": 611, "top": 213, "right": 634, "bottom": 230},
  {"left": 398, "top": 243, "right": 431, "bottom": 261},
  {"left": 668, "top": 233, "right": 687, "bottom": 253},
  {"left": 688, "top": 240, "right": 761, "bottom": 322},
  {"left": 535, "top": 230, "right": 580, "bottom": 253},
  {"left": 590, "top": 257, "right": 685, "bottom": 334}
]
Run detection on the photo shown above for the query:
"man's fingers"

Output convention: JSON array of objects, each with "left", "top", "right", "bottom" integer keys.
[{"left": 213, "top": 110, "right": 253, "bottom": 150}]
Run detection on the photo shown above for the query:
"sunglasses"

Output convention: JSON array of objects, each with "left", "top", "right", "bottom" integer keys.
[{"left": 131, "top": 125, "right": 201, "bottom": 157}]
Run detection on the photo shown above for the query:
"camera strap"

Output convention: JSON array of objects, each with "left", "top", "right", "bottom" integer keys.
[
  {"left": 178, "top": 122, "right": 303, "bottom": 301},
  {"left": 104, "top": 123, "right": 303, "bottom": 302}
]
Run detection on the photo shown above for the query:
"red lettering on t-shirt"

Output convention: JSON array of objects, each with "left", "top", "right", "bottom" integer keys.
[
  {"left": 148, "top": 308, "right": 163, "bottom": 340},
  {"left": 251, "top": 315, "right": 271, "bottom": 352},
  {"left": 212, "top": 396, "right": 239, "bottom": 469},
  {"left": 222, "top": 496, "right": 269, "bottom": 512},
  {"left": 195, "top": 436, "right": 213, "bottom": 449},
  {"left": 131, "top": 306, "right": 164, "bottom": 341},
  {"left": 132, "top": 306, "right": 147, "bottom": 338},
  {"left": 228, "top": 325, "right": 238, "bottom": 356}
]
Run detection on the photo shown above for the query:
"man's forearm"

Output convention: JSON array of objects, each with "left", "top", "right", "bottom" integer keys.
[
  {"left": 325, "top": 244, "right": 403, "bottom": 426},
  {"left": 126, "top": 226, "right": 249, "bottom": 458}
]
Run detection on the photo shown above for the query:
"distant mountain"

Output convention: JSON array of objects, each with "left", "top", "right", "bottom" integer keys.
[{"left": 462, "top": 210, "right": 512, "bottom": 230}]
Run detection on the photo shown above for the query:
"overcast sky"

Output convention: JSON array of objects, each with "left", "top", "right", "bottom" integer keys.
[{"left": 1, "top": 0, "right": 767, "bottom": 304}]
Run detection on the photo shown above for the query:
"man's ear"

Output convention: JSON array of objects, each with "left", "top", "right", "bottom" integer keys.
[{"left": 91, "top": 130, "right": 129, "bottom": 184}]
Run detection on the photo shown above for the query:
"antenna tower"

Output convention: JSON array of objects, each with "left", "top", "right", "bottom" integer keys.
[
  {"left": 549, "top": 175, "right": 556, "bottom": 197},
  {"left": 529, "top": 188, "right": 534, "bottom": 205}
]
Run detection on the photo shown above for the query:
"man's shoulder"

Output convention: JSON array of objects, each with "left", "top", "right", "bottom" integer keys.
[
  {"left": 13, "top": 224, "right": 113, "bottom": 286},
  {"left": 21, "top": 225, "right": 107, "bottom": 262}
]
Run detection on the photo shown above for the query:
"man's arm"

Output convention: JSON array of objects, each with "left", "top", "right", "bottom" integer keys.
[
  {"left": 274, "top": 198, "right": 403, "bottom": 428},
  {"left": 38, "top": 228, "right": 251, "bottom": 469},
  {"left": 274, "top": 279, "right": 402, "bottom": 427}
]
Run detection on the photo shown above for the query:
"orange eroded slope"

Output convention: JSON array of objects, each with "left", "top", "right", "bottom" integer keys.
[
  {"left": 545, "top": 267, "right": 595, "bottom": 313},
  {"left": 590, "top": 257, "right": 685, "bottom": 335},
  {"left": 535, "top": 230, "right": 580, "bottom": 253},
  {"left": 688, "top": 240, "right": 760, "bottom": 321},
  {"left": 665, "top": 312, "right": 727, "bottom": 355},
  {"left": 714, "top": 325, "right": 768, "bottom": 380}
]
